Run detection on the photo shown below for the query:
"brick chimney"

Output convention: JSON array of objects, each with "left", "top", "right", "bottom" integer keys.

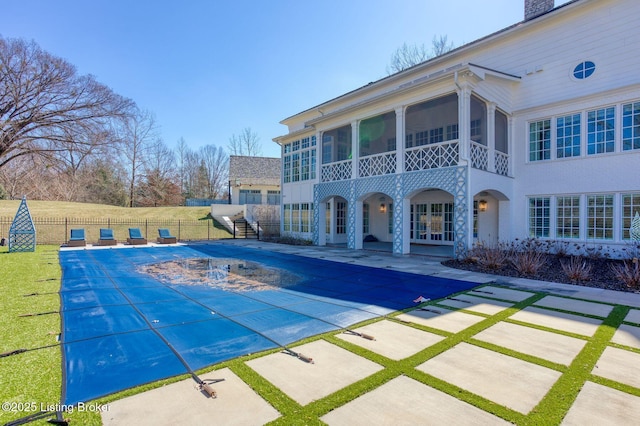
[{"left": 525, "top": 0, "right": 555, "bottom": 20}]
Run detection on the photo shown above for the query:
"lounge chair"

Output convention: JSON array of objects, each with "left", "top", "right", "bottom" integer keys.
[
  {"left": 98, "top": 228, "right": 117, "bottom": 246},
  {"left": 157, "top": 228, "right": 177, "bottom": 244},
  {"left": 67, "top": 228, "right": 86, "bottom": 247},
  {"left": 127, "top": 228, "right": 148, "bottom": 245}
]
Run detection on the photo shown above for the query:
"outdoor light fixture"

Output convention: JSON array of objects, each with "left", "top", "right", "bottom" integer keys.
[
  {"left": 380, "top": 203, "right": 386, "bottom": 213},
  {"left": 479, "top": 200, "right": 488, "bottom": 212}
]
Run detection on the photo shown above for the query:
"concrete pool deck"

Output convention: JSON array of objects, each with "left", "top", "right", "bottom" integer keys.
[{"left": 101, "top": 240, "right": 640, "bottom": 425}]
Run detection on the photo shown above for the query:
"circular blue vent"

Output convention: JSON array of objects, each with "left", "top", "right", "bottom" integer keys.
[{"left": 573, "top": 61, "right": 596, "bottom": 79}]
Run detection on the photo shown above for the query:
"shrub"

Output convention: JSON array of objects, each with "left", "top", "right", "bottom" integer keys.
[
  {"left": 511, "top": 250, "right": 546, "bottom": 276},
  {"left": 611, "top": 260, "right": 640, "bottom": 291},
  {"left": 560, "top": 256, "right": 591, "bottom": 283},
  {"left": 470, "top": 242, "right": 509, "bottom": 270}
]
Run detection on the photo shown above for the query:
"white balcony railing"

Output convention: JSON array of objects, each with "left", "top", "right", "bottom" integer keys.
[
  {"left": 495, "top": 151, "right": 510, "bottom": 176},
  {"left": 470, "top": 141, "right": 488, "bottom": 171},
  {"left": 404, "top": 140, "right": 459, "bottom": 172},
  {"left": 321, "top": 159, "right": 352, "bottom": 182},
  {"left": 359, "top": 152, "right": 396, "bottom": 177}
]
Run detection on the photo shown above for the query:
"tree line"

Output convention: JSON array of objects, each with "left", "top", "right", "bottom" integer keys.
[{"left": 0, "top": 35, "right": 262, "bottom": 207}]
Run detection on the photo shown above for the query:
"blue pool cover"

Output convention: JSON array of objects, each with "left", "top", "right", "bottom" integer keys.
[{"left": 58, "top": 243, "right": 477, "bottom": 405}]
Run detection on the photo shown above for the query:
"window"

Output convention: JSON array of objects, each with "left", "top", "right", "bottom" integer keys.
[
  {"left": 300, "top": 203, "right": 310, "bottom": 233},
  {"left": 415, "top": 131, "right": 428, "bottom": 146},
  {"left": 470, "top": 95, "right": 486, "bottom": 145},
  {"left": 336, "top": 201, "right": 346, "bottom": 234},
  {"left": 301, "top": 151, "right": 310, "bottom": 181},
  {"left": 301, "top": 137, "right": 310, "bottom": 149},
  {"left": 283, "top": 156, "right": 291, "bottom": 183},
  {"left": 283, "top": 204, "right": 291, "bottom": 232},
  {"left": 587, "top": 107, "right": 615, "bottom": 154},
  {"left": 430, "top": 128, "right": 443, "bottom": 144},
  {"left": 622, "top": 193, "right": 640, "bottom": 240},
  {"left": 325, "top": 203, "right": 331, "bottom": 234},
  {"left": 623, "top": 101, "right": 640, "bottom": 151},
  {"left": 557, "top": 114, "right": 581, "bottom": 158},
  {"left": 362, "top": 203, "right": 369, "bottom": 234},
  {"left": 473, "top": 200, "right": 478, "bottom": 238},
  {"left": 291, "top": 203, "right": 300, "bottom": 232},
  {"left": 587, "top": 195, "right": 613, "bottom": 239},
  {"left": 447, "top": 124, "right": 459, "bottom": 141},
  {"left": 495, "top": 111, "right": 508, "bottom": 153},
  {"left": 310, "top": 150, "right": 316, "bottom": 179},
  {"left": 405, "top": 134, "right": 413, "bottom": 148},
  {"left": 283, "top": 143, "right": 291, "bottom": 154},
  {"left": 311, "top": 135, "right": 317, "bottom": 146},
  {"left": 388, "top": 203, "right": 393, "bottom": 234},
  {"left": 529, "top": 120, "right": 551, "bottom": 161},
  {"left": 292, "top": 140, "right": 300, "bottom": 151},
  {"left": 387, "top": 138, "right": 396, "bottom": 152},
  {"left": 557, "top": 196, "right": 580, "bottom": 239},
  {"left": 573, "top": 61, "right": 596, "bottom": 79},
  {"left": 529, "top": 197, "right": 550, "bottom": 237},
  {"left": 291, "top": 153, "right": 300, "bottom": 182},
  {"left": 406, "top": 93, "right": 458, "bottom": 146}
]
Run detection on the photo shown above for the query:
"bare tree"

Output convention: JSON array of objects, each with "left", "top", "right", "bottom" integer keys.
[
  {"left": 227, "top": 127, "right": 262, "bottom": 157},
  {"left": 137, "top": 139, "right": 181, "bottom": 206},
  {"left": 118, "top": 108, "right": 157, "bottom": 207},
  {"left": 199, "top": 144, "right": 228, "bottom": 199},
  {"left": 0, "top": 36, "right": 133, "bottom": 170},
  {"left": 386, "top": 35, "right": 456, "bottom": 74},
  {"left": 176, "top": 137, "right": 189, "bottom": 200}
]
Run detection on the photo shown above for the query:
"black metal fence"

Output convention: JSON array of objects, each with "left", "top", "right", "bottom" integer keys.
[{"left": 0, "top": 217, "right": 232, "bottom": 246}]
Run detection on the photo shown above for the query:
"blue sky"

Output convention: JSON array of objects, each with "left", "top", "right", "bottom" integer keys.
[{"left": 1, "top": 1, "right": 570, "bottom": 158}]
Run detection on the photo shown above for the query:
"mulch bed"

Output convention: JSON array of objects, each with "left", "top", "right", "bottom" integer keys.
[{"left": 443, "top": 255, "right": 637, "bottom": 293}]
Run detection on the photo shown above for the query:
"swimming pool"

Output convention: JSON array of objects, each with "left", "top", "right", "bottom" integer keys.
[{"left": 59, "top": 243, "right": 476, "bottom": 405}]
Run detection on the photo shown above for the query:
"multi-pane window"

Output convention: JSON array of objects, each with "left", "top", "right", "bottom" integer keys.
[
  {"left": 415, "top": 131, "right": 428, "bottom": 146},
  {"left": 587, "top": 107, "right": 615, "bottom": 154},
  {"left": 529, "top": 197, "right": 550, "bottom": 237},
  {"left": 587, "top": 195, "right": 614, "bottom": 239},
  {"left": 405, "top": 134, "right": 413, "bottom": 148},
  {"left": 325, "top": 203, "right": 331, "bottom": 234},
  {"left": 362, "top": 203, "right": 369, "bottom": 234},
  {"left": 283, "top": 204, "right": 291, "bottom": 232},
  {"left": 283, "top": 137, "right": 316, "bottom": 183},
  {"left": 291, "top": 203, "right": 300, "bottom": 232},
  {"left": 623, "top": 101, "right": 640, "bottom": 151},
  {"left": 430, "top": 128, "right": 443, "bottom": 144},
  {"left": 557, "top": 114, "right": 581, "bottom": 158},
  {"left": 301, "top": 151, "right": 310, "bottom": 181},
  {"left": 473, "top": 200, "right": 478, "bottom": 238},
  {"left": 470, "top": 119, "right": 483, "bottom": 143},
  {"left": 388, "top": 203, "right": 393, "bottom": 234},
  {"left": 556, "top": 196, "right": 580, "bottom": 239},
  {"left": 387, "top": 138, "right": 396, "bottom": 152},
  {"left": 336, "top": 201, "right": 346, "bottom": 234},
  {"left": 529, "top": 120, "right": 551, "bottom": 161},
  {"left": 300, "top": 203, "right": 310, "bottom": 232},
  {"left": 283, "top": 156, "right": 291, "bottom": 183},
  {"left": 622, "top": 193, "right": 640, "bottom": 240},
  {"left": 447, "top": 124, "right": 459, "bottom": 141},
  {"left": 291, "top": 153, "right": 300, "bottom": 182}
]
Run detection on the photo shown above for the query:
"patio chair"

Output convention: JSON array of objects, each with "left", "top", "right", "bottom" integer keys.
[
  {"left": 98, "top": 228, "right": 117, "bottom": 246},
  {"left": 127, "top": 228, "right": 148, "bottom": 245},
  {"left": 67, "top": 228, "right": 86, "bottom": 247},
  {"left": 157, "top": 228, "right": 177, "bottom": 244}
]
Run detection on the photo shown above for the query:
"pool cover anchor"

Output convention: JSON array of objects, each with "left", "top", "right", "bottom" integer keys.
[
  {"left": 284, "top": 348, "right": 314, "bottom": 364},
  {"left": 343, "top": 329, "right": 376, "bottom": 341},
  {"left": 197, "top": 378, "right": 225, "bottom": 398}
]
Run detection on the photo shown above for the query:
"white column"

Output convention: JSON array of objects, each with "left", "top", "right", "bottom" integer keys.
[
  {"left": 315, "top": 130, "right": 322, "bottom": 181},
  {"left": 401, "top": 197, "right": 411, "bottom": 254},
  {"left": 487, "top": 102, "right": 496, "bottom": 173},
  {"left": 457, "top": 85, "right": 471, "bottom": 163},
  {"left": 317, "top": 201, "right": 327, "bottom": 246},
  {"left": 395, "top": 106, "right": 405, "bottom": 174},
  {"left": 354, "top": 199, "right": 363, "bottom": 249},
  {"left": 351, "top": 120, "right": 358, "bottom": 180}
]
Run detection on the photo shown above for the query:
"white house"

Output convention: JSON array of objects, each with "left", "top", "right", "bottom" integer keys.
[{"left": 273, "top": 0, "right": 640, "bottom": 258}]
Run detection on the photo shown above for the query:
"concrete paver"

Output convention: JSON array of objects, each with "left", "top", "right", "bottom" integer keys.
[
  {"left": 533, "top": 295, "right": 614, "bottom": 318},
  {"left": 436, "top": 294, "right": 513, "bottom": 315},
  {"left": 336, "top": 320, "right": 444, "bottom": 360},
  {"left": 416, "top": 342, "right": 562, "bottom": 414},
  {"left": 561, "top": 381, "right": 640, "bottom": 425},
  {"left": 245, "top": 340, "right": 383, "bottom": 406},
  {"left": 320, "top": 375, "right": 511, "bottom": 426},
  {"left": 396, "top": 307, "right": 485, "bottom": 333},
  {"left": 593, "top": 346, "right": 640, "bottom": 389},
  {"left": 624, "top": 308, "right": 640, "bottom": 324},
  {"left": 509, "top": 306, "right": 602, "bottom": 336},
  {"left": 610, "top": 324, "right": 640, "bottom": 349},
  {"left": 101, "top": 368, "right": 280, "bottom": 425},
  {"left": 468, "top": 285, "right": 535, "bottom": 302},
  {"left": 473, "top": 321, "right": 587, "bottom": 365}
]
